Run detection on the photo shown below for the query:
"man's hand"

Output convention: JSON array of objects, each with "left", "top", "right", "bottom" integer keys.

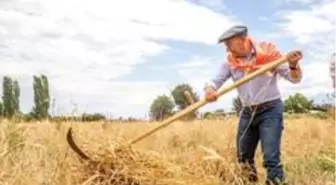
[
  {"left": 286, "top": 50, "right": 303, "bottom": 82},
  {"left": 286, "top": 50, "right": 302, "bottom": 68},
  {"left": 204, "top": 86, "right": 219, "bottom": 102}
]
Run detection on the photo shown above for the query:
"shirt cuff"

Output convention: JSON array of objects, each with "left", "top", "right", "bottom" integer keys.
[
  {"left": 289, "top": 62, "right": 300, "bottom": 70},
  {"left": 288, "top": 70, "right": 302, "bottom": 83}
]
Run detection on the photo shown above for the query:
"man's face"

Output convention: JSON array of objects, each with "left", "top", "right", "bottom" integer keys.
[{"left": 225, "top": 36, "right": 250, "bottom": 57}]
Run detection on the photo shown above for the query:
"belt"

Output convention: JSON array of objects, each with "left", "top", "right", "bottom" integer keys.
[{"left": 244, "top": 98, "right": 281, "bottom": 111}]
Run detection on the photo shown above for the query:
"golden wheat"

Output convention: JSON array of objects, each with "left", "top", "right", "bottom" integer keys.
[{"left": 0, "top": 115, "right": 334, "bottom": 185}]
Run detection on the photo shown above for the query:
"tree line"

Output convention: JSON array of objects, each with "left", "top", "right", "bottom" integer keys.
[
  {"left": 0, "top": 75, "right": 51, "bottom": 120},
  {"left": 0, "top": 75, "right": 107, "bottom": 122},
  {"left": 149, "top": 83, "right": 335, "bottom": 120},
  {"left": 0, "top": 76, "right": 333, "bottom": 122}
]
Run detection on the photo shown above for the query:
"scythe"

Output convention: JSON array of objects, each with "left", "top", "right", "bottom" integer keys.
[{"left": 66, "top": 56, "right": 288, "bottom": 161}]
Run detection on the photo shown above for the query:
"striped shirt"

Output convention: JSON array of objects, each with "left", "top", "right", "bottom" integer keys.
[{"left": 205, "top": 45, "right": 301, "bottom": 107}]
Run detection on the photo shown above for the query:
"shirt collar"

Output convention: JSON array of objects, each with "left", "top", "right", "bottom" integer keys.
[{"left": 244, "top": 44, "right": 256, "bottom": 60}]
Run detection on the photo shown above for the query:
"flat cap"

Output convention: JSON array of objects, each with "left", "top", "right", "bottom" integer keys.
[{"left": 218, "top": 25, "right": 248, "bottom": 44}]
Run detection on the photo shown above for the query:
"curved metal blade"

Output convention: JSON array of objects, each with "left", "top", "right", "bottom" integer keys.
[{"left": 66, "top": 127, "right": 92, "bottom": 161}]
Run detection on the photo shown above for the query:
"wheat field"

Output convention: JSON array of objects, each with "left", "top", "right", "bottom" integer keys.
[{"left": 0, "top": 115, "right": 335, "bottom": 185}]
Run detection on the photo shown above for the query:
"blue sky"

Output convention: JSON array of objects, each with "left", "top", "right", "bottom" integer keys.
[{"left": 0, "top": 0, "right": 334, "bottom": 118}]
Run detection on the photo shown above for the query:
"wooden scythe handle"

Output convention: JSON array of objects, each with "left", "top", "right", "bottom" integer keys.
[{"left": 127, "top": 56, "right": 288, "bottom": 146}]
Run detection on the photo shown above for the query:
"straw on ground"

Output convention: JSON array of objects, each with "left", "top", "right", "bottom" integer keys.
[{"left": 0, "top": 115, "right": 334, "bottom": 185}]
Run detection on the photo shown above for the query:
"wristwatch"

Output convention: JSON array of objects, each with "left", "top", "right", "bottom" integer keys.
[{"left": 289, "top": 63, "right": 300, "bottom": 70}]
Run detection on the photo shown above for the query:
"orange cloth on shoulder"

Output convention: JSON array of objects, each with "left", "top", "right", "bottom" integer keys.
[{"left": 226, "top": 37, "right": 283, "bottom": 73}]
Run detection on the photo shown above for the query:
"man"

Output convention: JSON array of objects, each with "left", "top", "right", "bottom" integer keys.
[{"left": 204, "top": 25, "right": 302, "bottom": 185}]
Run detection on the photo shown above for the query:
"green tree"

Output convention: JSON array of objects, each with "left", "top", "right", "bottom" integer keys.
[
  {"left": 232, "top": 96, "right": 242, "bottom": 115},
  {"left": 149, "top": 95, "right": 174, "bottom": 121},
  {"left": 214, "top": 109, "right": 226, "bottom": 117},
  {"left": 202, "top": 112, "right": 213, "bottom": 119},
  {"left": 0, "top": 101, "right": 3, "bottom": 117},
  {"left": 2, "top": 76, "right": 15, "bottom": 118},
  {"left": 171, "top": 83, "right": 198, "bottom": 119},
  {"left": 81, "top": 113, "right": 106, "bottom": 122},
  {"left": 41, "top": 75, "right": 50, "bottom": 118},
  {"left": 284, "top": 93, "right": 313, "bottom": 113},
  {"left": 13, "top": 80, "right": 20, "bottom": 114},
  {"left": 171, "top": 83, "right": 198, "bottom": 109},
  {"left": 31, "top": 74, "right": 50, "bottom": 119}
]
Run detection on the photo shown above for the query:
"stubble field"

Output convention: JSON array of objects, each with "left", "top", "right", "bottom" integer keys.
[{"left": 0, "top": 115, "right": 335, "bottom": 185}]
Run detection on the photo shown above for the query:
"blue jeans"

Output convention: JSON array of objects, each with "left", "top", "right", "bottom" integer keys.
[{"left": 236, "top": 98, "right": 285, "bottom": 184}]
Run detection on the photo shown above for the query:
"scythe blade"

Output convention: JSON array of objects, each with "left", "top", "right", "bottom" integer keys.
[{"left": 66, "top": 127, "right": 93, "bottom": 161}]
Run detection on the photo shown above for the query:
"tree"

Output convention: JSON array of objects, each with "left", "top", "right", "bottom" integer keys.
[
  {"left": 13, "top": 80, "right": 20, "bottom": 114},
  {"left": 0, "top": 101, "right": 3, "bottom": 117},
  {"left": 171, "top": 83, "right": 198, "bottom": 110},
  {"left": 232, "top": 96, "right": 242, "bottom": 115},
  {"left": 41, "top": 75, "right": 50, "bottom": 117},
  {"left": 312, "top": 103, "right": 333, "bottom": 112},
  {"left": 171, "top": 83, "right": 198, "bottom": 119},
  {"left": 2, "top": 76, "right": 16, "bottom": 118},
  {"left": 203, "top": 112, "right": 213, "bottom": 119},
  {"left": 284, "top": 93, "right": 313, "bottom": 113},
  {"left": 149, "top": 95, "right": 174, "bottom": 121},
  {"left": 81, "top": 113, "right": 106, "bottom": 122},
  {"left": 214, "top": 109, "right": 226, "bottom": 116},
  {"left": 31, "top": 74, "right": 50, "bottom": 119}
]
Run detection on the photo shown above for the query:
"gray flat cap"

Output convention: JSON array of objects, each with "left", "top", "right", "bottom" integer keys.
[{"left": 218, "top": 25, "right": 248, "bottom": 43}]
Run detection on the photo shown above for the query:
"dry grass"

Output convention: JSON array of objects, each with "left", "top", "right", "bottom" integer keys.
[{"left": 0, "top": 115, "right": 335, "bottom": 185}]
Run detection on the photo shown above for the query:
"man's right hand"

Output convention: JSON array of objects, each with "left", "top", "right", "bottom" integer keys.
[{"left": 204, "top": 86, "right": 219, "bottom": 102}]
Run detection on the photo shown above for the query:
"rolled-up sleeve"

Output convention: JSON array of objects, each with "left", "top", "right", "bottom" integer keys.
[
  {"left": 204, "top": 62, "right": 231, "bottom": 90},
  {"left": 276, "top": 64, "right": 301, "bottom": 84}
]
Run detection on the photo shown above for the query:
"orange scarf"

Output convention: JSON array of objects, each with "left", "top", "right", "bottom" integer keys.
[{"left": 227, "top": 37, "right": 282, "bottom": 73}]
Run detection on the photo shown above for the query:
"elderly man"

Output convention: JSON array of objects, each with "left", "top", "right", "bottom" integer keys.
[{"left": 204, "top": 25, "right": 302, "bottom": 185}]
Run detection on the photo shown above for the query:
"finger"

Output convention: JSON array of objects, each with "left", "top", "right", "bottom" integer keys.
[
  {"left": 207, "top": 94, "right": 216, "bottom": 100},
  {"left": 209, "top": 94, "right": 217, "bottom": 100},
  {"left": 210, "top": 94, "right": 216, "bottom": 100},
  {"left": 295, "top": 51, "right": 302, "bottom": 57},
  {"left": 292, "top": 54, "right": 298, "bottom": 59},
  {"left": 294, "top": 53, "right": 301, "bottom": 60}
]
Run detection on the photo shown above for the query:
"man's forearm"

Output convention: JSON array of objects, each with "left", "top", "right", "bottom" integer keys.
[{"left": 289, "top": 65, "right": 302, "bottom": 81}]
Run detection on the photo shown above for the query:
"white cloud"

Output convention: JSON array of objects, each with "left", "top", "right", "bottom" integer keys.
[
  {"left": 273, "top": 0, "right": 319, "bottom": 6},
  {"left": 0, "top": 0, "right": 237, "bottom": 117},
  {"left": 275, "top": 0, "right": 335, "bottom": 46},
  {"left": 274, "top": 0, "right": 335, "bottom": 99},
  {"left": 186, "top": 0, "right": 227, "bottom": 13},
  {"left": 278, "top": 0, "right": 316, "bottom": 4},
  {"left": 279, "top": 59, "right": 334, "bottom": 97}
]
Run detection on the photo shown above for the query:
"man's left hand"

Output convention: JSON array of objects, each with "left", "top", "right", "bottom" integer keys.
[{"left": 286, "top": 50, "right": 303, "bottom": 67}]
